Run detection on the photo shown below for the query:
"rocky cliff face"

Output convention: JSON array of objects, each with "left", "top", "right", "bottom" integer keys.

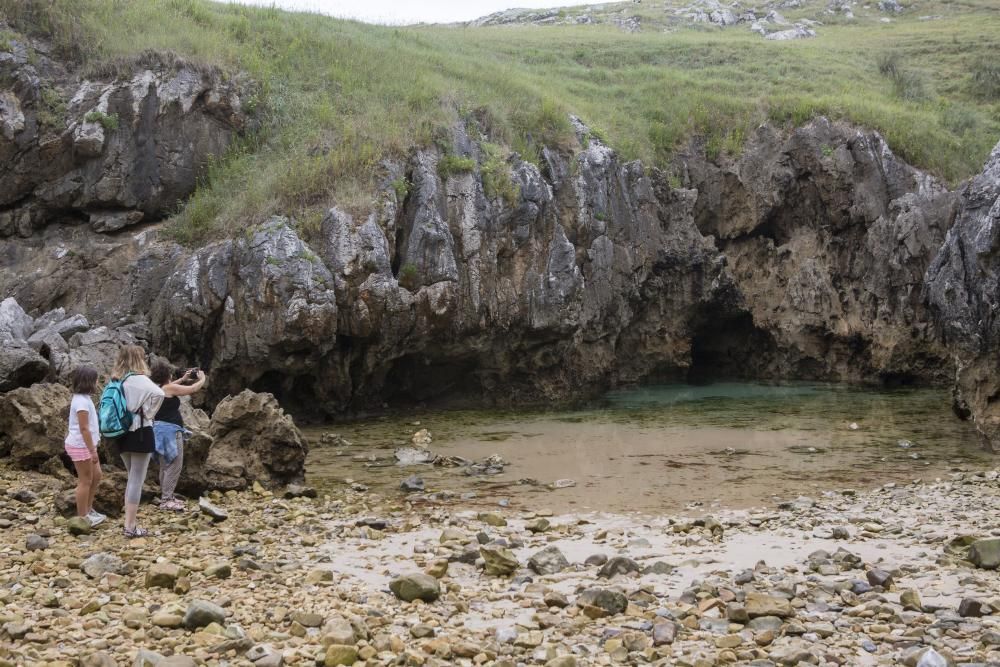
[
  {"left": 1, "top": 44, "right": 999, "bottom": 449},
  {"left": 680, "top": 120, "right": 957, "bottom": 385},
  {"left": 0, "top": 34, "right": 245, "bottom": 237},
  {"left": 925, "top": 142, "right": 1000, "bottom": 446}
]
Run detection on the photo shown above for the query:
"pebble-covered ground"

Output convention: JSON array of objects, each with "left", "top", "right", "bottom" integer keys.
[{"left": 1, "top": 463, "right": 999, "bottom": 667}]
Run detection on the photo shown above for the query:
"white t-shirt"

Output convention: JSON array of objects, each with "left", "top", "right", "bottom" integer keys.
[{"left": 66, "top": 393, "right": 99, "bottom": 449}]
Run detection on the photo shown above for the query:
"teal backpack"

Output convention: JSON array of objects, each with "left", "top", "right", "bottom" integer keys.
[{"left": 98, "top": 372, "right": 135, "bottom": 438}]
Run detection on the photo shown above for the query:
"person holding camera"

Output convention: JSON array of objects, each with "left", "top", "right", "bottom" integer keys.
[{"left": 150, "top": 362, "right": 206, "bottom": 512}]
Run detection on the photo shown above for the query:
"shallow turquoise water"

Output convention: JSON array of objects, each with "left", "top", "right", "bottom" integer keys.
[{"left": 306, "top": 382, "right": 995, "bottom": 513}]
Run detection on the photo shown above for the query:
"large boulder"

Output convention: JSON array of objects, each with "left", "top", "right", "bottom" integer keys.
[
  {"left": 0, "top": 341, "right": 50, "bottom": 391},
  {"left": 0, "top": 297, "right": 34, "bottom": 340},
  {"left": 0, "top": 383, "right": 71, "bottom": 468},
  {"left": 180, "top": 390, "right": 307, "bottom": 492}
]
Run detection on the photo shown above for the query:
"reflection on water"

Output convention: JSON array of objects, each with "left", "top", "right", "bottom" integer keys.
[{"left": 305, "top": 382, "right": 995, "bottom": 514}]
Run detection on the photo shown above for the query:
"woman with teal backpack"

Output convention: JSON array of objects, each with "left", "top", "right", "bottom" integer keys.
[{"left": 106, "top": 345, "right": 164, "bottom": 538}]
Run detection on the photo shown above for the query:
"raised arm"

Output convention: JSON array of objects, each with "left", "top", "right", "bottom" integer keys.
[{"left": 162, "top": 370, "right": 206, "bottom": 397}]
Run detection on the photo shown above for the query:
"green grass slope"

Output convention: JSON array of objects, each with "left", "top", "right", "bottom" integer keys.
[{"left": 1, "top": 0, "right": 998, "bottom": 243}]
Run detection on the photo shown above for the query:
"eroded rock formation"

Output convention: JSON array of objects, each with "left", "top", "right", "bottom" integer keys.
[
  {"left": 1, "top": 40, "right": 999, "bottom": 449},
  {"left": 925, "top": 142, "right": 1000, "bottom": 447},
  {"left": 0, "top": 34, "right": 246, "bottom": 237}
]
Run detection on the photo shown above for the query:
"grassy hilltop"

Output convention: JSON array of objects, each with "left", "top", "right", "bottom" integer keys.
[{"left": 1, "top": 0, "right": 998, "bottom": 243}]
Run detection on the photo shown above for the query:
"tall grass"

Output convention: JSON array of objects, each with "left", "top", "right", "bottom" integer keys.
[{"left": 1, "top": 0, "right": 998, "bottom": 244}]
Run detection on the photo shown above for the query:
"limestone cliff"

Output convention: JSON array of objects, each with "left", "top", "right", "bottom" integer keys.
[{"left": 1, "top": 46, "right": 999, "bottom": 450}]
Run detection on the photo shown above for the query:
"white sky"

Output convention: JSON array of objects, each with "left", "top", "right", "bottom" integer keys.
[{"left": 224, "top": 0, "right": 590, "bottom": 25}]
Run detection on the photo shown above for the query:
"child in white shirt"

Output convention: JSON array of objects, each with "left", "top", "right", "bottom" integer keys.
[{"left": 65, "top": 365, "right": 105, "bottom": 526}]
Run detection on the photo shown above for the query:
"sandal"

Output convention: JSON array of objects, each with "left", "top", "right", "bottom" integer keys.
[
  {"left": 123, "top": 526, "right": 149, "bottom": 539},
  {"left": 161, "top": 499, "right": 185, "bottom": 512}
]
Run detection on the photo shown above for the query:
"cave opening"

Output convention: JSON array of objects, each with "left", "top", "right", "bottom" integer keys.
[
  {"left": 686, "top": 310, "right": 780, "bottom": 385},
  {"left": 250, "top": 370, "right": 318, "bottom": 416},
  {"left": 382, "top": 353, "right": 483, "bottom": 408}
]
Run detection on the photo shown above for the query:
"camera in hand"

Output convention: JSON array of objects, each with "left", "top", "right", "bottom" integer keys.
[{"left": 178, "top": 367, "right": 201, "bottom": 385}]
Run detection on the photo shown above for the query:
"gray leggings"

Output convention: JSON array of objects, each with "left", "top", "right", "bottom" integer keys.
[{"left": 120, "top": 452, "right": 151, "bottom": 505}]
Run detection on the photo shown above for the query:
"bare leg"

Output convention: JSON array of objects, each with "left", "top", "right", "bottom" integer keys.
[
  {"left": 88, "top": 458, "right": 102, "bottom": 514},
  {"left": 72, "top": 458, "right": 93, "bottom": 517}
]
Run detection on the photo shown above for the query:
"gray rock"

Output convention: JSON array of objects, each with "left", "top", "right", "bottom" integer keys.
[
  {"left": 764, "top": 25, "right": 816, "bottom": 40},
  {"left": 89, "top": 209, "right": 145, "bottom": 233},
  {"left": 400, "top": 475, "right": 425, "bottom": 492},
  {"left": 968, "top": 538, "right": 1000, "bottom": 569},
  {"left": 246, "top": 644, "right": 283, "bottom": 667},
  {"left": 199, "top": 497, "right": 229, "bottom": 522},
  {"left": 190, "top": 389, "right": 308, "bottom": 493},
  {"left": 598, "top": 556, "right": 641, "bottom": 578},
  {"left": 394, "top": 446, "right": 435, "bottom": 465},
  {"left": 283, "top": 484, "right": 317, "bottom": 499},
  {"left": 652, "top": 621, "right": 678, "bottom": 645},
  {"left": 643, "top": 561, "right": 674, "bottom": 575},
  {"left": 576, "top": 588, "right": 627, "bottom": 616},
  {"left": 25, "top": 534, "right": 49, "bottom": 551},
  {"left": 0, "top": 341, "right": 49, "bottom": 392},
  {"left": 67, "top": 515, "right": 93, "bottom": 536},
  {"left": 133, "top": 649, "right": 166, "bottom": 667},
  {"left": 389, "top": 573, "right": 441, "bottom": 602},
  {"left": 958, "top": 598, "right": 985, "bottom": 617},
  {"left": 322, "top": 617, "right": 356, "bottom": 645},
  {"left": 183, "top": 600, "right": 227, "bottom": 629},
  {"left": 747, "top": 616, "right": 785, "bottom": 632},
  {"left": 746, "top": 593, "right": 794, "bottom": 618},
  {"left": 867, "top": 568, "right": 894, "bottom": 588},
  {"left": 528, "top": 545, "right": 570, "bottom": 575},
  {"left": 0, "top": 297, "right": 33, "bottom": 340},
  {"left": 81, "top": 553, "right": 126, "bottom": 579},
  {"left": 481, "top": 546, "right": 519, "bottom": 576}
]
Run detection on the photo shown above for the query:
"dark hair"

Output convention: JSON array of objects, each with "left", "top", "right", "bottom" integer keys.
[
  {"left": 150, "top": 361, "right": 172, "bottom": 386},
  {"left": 70, "top": 366, "right": 98, "bottom": 395}
]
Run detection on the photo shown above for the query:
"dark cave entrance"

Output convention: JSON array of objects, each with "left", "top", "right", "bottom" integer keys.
[
  {"left": 686, "top": 310, "right": 780, "bottom": 384},
  {"left": 250, "top": 371, "right": 318, "bottom": 415},
  {"left": 381, "top": 353, "right": 484, "bottom": 408}
]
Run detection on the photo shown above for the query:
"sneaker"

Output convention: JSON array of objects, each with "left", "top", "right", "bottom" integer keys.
[{"left": 86, "top": 510, "right": 107, "bottom": 527}]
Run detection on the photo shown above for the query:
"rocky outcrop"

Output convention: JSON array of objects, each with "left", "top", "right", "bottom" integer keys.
[
  {"left": 2, "top": 70, "right": 1000, "bottom": 453},
  {"left": 178, "top": 390, "right": 308, "bottom": 492},
  {"left": 0, "top": 33, "right": 246, "bottom": 237},
  {"left": 3, "top": 117, "right": 993, "bottom": 423},
  {"left": 679, "top": 119, "right": 957, "bottom": 385},
  {"left": 925, "top": 140, "right": 1000, "bottom": 449},
  {"left": 0, "top": 295, "right": 141, "bottom": 392},
  {"left": 0, "top": 383, "right": 71, "bottom": 469}
]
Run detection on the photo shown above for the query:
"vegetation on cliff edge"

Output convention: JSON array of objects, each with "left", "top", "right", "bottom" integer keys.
[{"left": 1, "top": 0, "right": 998, "bottom": 243}]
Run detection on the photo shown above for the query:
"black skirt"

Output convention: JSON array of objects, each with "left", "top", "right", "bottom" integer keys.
[{"left": 115, "top": 425, "right": 154, "bottom": 454}]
